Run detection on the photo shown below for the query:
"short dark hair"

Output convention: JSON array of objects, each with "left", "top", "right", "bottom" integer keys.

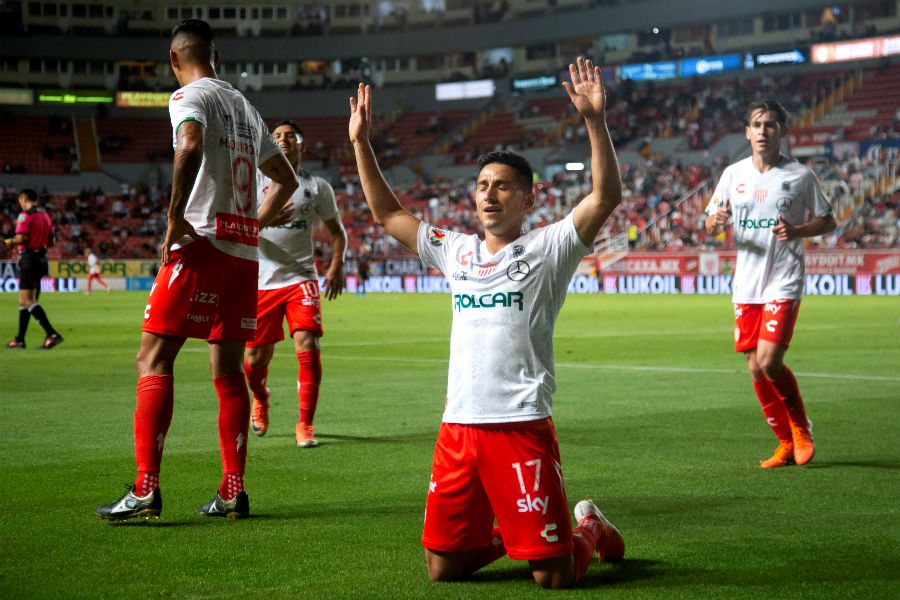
[
  {"left": 746, "top": 98, "right": 789, "bottom": 127},
  {"left": 171, "top": 19, "right": 215, "bottom": 65},
  {"left": 19, "top": 188, "right": 38, "bottom": 202},
  {"left": 172, "top": 19, "right": 214, "bottom": 44},
  {"left": 273, "top": 119, "right": 304, "bottom": 138},
  {"left": 476, "top": 150, "right": 534, "bottom": 192}
]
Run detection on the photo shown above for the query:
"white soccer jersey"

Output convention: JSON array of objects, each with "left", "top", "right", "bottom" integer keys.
[
  {"left": 168, "top": 77, "right": 280, "bottom": 260},
  {"left": 417, "top": 213, "right": 591, "bottom": 424},
  {"left": 87, "top": 252, "right": 99, "bottom": 274},
  {"left": 256, "top": 169, "right": 339, "bottom": 289},
  {"left": 706, "top": 156, "right": 832, "bottom": 303}
]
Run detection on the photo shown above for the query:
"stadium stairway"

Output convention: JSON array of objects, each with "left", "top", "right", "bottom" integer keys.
[{"left": 74, "top": 117, "right": 101, "bottom": 172}]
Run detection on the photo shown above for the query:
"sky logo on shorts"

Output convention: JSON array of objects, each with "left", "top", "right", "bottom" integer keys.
[
  {"left": 427, "top": 226, "right": 446, "bottom": 247},
  {"left": 517, "top": 494, "right": 550, "bottom": 515}
]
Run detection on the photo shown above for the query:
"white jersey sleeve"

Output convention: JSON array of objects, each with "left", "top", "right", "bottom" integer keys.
[
  {"left": 253, "top": 109, "right": 280, "bottom": 167},
  {"left": 315, "top": 179, "right": 339, "bottom": 222},
  {"left": 803, "top": 170, "right": 833, "bottom": 218},
  {"left": 705, "top": 165, "right": 733, "bottom": 216},
  {"left": 416, "top": 222, "right": 456, "bottom": 274},
  {"left": 169, "top": 88, "right": 207, "bottom": 138}
]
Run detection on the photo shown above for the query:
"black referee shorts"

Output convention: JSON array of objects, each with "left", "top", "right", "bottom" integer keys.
[{"left": 18, "top": 252, "right": 49, "bottom": 290}]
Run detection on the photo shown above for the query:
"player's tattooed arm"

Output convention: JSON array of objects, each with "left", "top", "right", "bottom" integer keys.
[{"left": 162, "top": 120, "right": 203, "bottom": 264}]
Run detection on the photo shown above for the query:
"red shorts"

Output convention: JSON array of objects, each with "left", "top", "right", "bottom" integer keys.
[
  {"left": 88, "top": 273, "right": 104, "bottom": 281},
  {"left": 422, "top": 418, "right": 574, "bottom": 561},
  {"left": 247, "top": 280, "right": 323, "bottom": 348},
  {"left": 734, "top": 300, "right": 801, "bottom": 352},
  {"left": 143, "top": 238, "right": 258, "bottom": 342}
]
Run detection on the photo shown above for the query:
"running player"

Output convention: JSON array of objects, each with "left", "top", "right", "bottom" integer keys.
[
  {"left": 4, "top": 189, "right": 63, "bottom": 350},
  {"left": 349, "top": 57, "right": 625, "bottom": 589},
  {"left": 96, "top": 19, "right": 298, "bottom": 522},
  {"left": 244, "top": 120, "right": 347, "bottom": 447},
  {"left": 84, "top": 247, "right": 109, "bottom": 294},
  {"left": 705, "top": 98, "right": 836, "bottom": 469}
]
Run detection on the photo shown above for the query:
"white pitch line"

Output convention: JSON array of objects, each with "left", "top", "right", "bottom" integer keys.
[
  {"left": 182, "top": 322, "right": 896, "bottom": 351},
  {"left": 180, "top": 349, "right": 899, "bottom": 382},
  {"left": 323, "top": 354, "right": 900, "bottom": 383}
]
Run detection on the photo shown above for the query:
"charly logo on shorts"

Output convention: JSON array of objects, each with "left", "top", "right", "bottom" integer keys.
[
  {"left": 240, "top": 318, "right": 257, "bottom": 330},
  {"left": 507, "top": 260, "right": 530, "bottom": 282}
]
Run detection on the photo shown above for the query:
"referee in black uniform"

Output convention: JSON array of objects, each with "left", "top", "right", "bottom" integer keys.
[{"left": 4, "top": 189, "right": 63, "bottom": 349}]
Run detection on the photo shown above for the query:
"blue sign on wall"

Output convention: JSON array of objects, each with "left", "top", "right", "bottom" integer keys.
[
  {"left": 679, "top": 54, "right": 743, "bottom": 77},
  {"left": 619, "top": 61, "right": 677, "bottom": 81}
]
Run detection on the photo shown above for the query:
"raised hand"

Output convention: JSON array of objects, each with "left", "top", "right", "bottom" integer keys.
[
  {"left": 562, "top": 56, "right": 607, "bottom": 120},
  {"left": 349, "top": 83, "right": 371, "bottom": 144}
]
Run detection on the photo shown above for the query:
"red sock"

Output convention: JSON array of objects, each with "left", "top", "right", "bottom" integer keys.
[
  {"left": 133, "top": 374, "right": 174, "bottom": 496},
  {"left": 573, "top": 517, "right": 601, "bottom": 582},
  {"left": 87, "top": 278, "right": 93, "bottom": 294},
  {"left": 768, "top": 366, "right": 809, "bottom": 428},
  {"left": 752, "top": 378, "right": 793, "bottom": 442},
  {"left": 243, "top": 358, "right": 269, "bottom": 402},
  {"left": 214, "top": 373, "right": 250, "bottom": 499},
  {"left": 98, "top": 277, "right": 109, "bottom": 290},
  {"left": 297, "top": 349, "right": 321, "bottom": 425}
]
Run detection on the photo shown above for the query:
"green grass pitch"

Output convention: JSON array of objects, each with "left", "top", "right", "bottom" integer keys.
[{"left": 1, "top": 291, "right": 898, "bottom": 598}]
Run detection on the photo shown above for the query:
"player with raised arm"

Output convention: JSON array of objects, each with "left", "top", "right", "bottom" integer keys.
[
  {"left": 705, "top": 98, "right": 836, "bottom": 469},
  {"left": 243, "top": 120, "right": 347, "bottom": 447},
  {"left": 349, "top": 57, "right": 625, "bottom": 589},
  {"left": 96, "top": 19, "right": 298, "bottom": 522}
]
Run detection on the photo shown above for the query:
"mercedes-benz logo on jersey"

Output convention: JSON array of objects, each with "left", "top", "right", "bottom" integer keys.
[
  {"left": 507, "top": 260, "right": 530, "bottom": 282},
  {"left": 776, "top": 197, "right": 793, "bottom": 213}
]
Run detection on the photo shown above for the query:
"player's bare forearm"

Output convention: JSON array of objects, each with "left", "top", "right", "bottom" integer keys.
[
  {"left": 324, "top": 218, "right": 347, "bottom": 299},
  {"left": 328, "top": 222, "right": 347, "bottom": 269},
  {"left": 572, "top": 119, "right": 622, "bottom": 246},
  {"left": 258, "top": 153, "right": 299, "bottom": 228},
  {"left": 168, "top": 122, "right": 204, "bottom": 221},
  {"left": 352, "top": 139, "right": 420, "bottom": 252},
  {"left": 774, "top": 214, "right": 836, "bottom": 241},
  {"left": 797, "top": 214, "right": 837, "bottom": 238},
  {"left": 4, "top": 233, "right": 26, "bottom": 248}
]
